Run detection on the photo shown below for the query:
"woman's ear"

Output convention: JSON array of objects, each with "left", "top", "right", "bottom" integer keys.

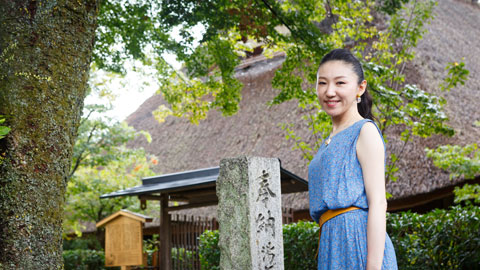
[{"left": 358, "top": 80, "right": 367, "bottom": 96}]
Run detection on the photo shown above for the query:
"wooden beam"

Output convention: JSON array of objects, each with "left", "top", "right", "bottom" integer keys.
[
  {"left": 165, "top": 201, "right": 218, "bottom": 211},
  {"left": 387, "top": 177, "right": 480, "bottom": 212},
  {"left": 169, "top": 188, "right": 216, "bottom": 198},
  {"left": 138, "top": 194, "right": 162, "bottom": 201},
  {"left": 168, "top": 195, "right": 190, "bottom": 202},
  {"left": 159, "top": 196, "right": 171, "bottom": 270}
]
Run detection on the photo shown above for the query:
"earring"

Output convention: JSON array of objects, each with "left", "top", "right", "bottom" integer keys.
[{"left": 356, "top": 95, "right": 361, "bottom": 103}]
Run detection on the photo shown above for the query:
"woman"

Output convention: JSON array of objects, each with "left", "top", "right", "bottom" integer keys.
[{"left": 308, "top": 49, "right": 398, "bottom": 270}]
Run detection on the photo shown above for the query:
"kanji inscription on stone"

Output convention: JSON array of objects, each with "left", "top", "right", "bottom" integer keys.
[
  {"left": 256, "top": 170, "right": 277, "bottom": 207},
  {"left": 256, "top": 210, "right": 275, "bottom": 237},
  {"left": 217, "top": 156, "right": 284, "bottom": 270},
  {"left": 260, "top": 241, "right": 276, "bottom": 269}
]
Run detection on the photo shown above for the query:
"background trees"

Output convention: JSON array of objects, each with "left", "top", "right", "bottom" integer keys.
[{"left": 64, "top": 104, "right": 157, "bottom": 241}]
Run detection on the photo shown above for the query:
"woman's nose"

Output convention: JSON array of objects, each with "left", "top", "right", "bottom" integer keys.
[{"left": 325, "top": 84, "right": 336, "bottom": 97}]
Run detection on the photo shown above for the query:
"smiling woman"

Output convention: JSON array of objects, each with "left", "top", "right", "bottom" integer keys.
[
  {"left": 316, "top": 49, "right": 373, "bottom": 122},
  {"left": 308, "top": 49, "right": 398, "bottom": 270}
]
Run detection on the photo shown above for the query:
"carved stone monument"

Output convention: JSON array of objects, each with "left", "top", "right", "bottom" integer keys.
[{"left": 217, "top": 156, "right": 284, "bottom": 270}]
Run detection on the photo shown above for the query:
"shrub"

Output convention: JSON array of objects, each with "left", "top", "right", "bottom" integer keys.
[
  {"left": 387, "top": 205, "right": 480, "bottom": 270},
  {"left": 63, "top": 249, "right": 106, "bottom": 270},
  {"left": 282, "top": 220, "right": 318, "bottom": 270},
  {"left": 198, "top": 230, "right": 220, "bottom": 270},
  {"left": 198, "top": 205, "right": 480, "bottom": 270},
  {"left": 198, "top": 222, "right": 319, "bottom": 270},
  {"left": 63, "top": 237, "right": 102, "bottom": 251},
  {"left": 172, "top": 248, "right": 195, "bottom": 270},
  {"left": 144, "top": 234, "right": 196, "bottom": 269}
]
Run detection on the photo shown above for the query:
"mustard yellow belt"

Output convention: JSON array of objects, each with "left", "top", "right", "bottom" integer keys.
[{"left": 315, "top": 206, "right": 361, "bottom": 259}]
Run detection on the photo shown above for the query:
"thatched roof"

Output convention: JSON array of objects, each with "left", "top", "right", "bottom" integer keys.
[
  {"left": 125, "top": 0, "right": 480, "bottom": 215},
  {"left": 384, "top": 0, "right": 480, "bottom": 202}
]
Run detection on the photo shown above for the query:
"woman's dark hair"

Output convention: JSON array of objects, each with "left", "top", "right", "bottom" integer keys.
[{"left": 319, "top": 48, "right": 373, "bottom": 120}]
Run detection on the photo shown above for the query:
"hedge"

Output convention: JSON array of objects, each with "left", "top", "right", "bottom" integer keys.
[
  {"left": 63, "top": 249, "right": 107, "bottom": 270},
  {"left": 387, "top": 205, "right": 480, "bottom": 270},
  {"left": 199, "top": 205, "right": 480, "bottom": 270},
  {"left": 63, "top": 247, "right": 194, "bottom": 270}
]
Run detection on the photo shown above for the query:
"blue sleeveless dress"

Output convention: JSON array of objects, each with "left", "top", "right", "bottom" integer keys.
[{"left": 309, "top": 119, "right": 398, "bottom": 270}]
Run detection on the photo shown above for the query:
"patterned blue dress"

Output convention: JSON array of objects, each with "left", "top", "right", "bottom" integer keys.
[{"left": 309, "top": 119, "right": 398, "bottom": 270}]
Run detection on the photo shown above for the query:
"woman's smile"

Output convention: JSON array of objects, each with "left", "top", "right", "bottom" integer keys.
[{"left": 325, "top": 99, "right": 341, "bottom": 108}]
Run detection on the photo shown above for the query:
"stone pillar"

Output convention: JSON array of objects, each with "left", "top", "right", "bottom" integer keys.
[{"left": 217, "top": 156, "right": 284, "bottom": 270}]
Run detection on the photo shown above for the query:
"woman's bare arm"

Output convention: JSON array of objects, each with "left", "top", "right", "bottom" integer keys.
[{"left": 357, "top": 122, "right": 387, "bottom": 270}]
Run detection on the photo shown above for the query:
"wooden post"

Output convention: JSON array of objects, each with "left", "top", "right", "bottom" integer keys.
[{"left": 160, "top": 195, "right": 172, "bottom": 270}]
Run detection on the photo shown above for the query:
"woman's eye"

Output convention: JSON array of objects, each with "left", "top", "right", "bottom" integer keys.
[
  {"left": 318, "top": 81, "right": 326, "bottom": 85},
  {"left": 336, "top": 81, "right": 345, "bottom": 85}
]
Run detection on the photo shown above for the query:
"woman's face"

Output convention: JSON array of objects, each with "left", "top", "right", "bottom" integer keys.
[{"left": 316, "top": 60, "right": 366, "bottom": 119}]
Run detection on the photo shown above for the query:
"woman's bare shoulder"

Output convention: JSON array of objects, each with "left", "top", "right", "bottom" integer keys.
[{"left": 357, "top": 121, "right": 383, "bottom": 153}]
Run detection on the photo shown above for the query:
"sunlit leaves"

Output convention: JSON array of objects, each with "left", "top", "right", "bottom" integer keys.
[
  {"left": 401, "top": 84, "right": 452, "bottom": 137},
  {"left": 426, "top": 143, "right": 479, "bottom": 180},
  {"left": 0, "top": 115, "right": 10, "bottom": 166},
  {"left": 153, "top": 37, "right": 243, "bottom": 124},
  {"left": 94, "top": 0, "right": 162, "bottom": 73},
  {"left": 377, "top": 0, "right": 411, "bottom": 15},
  {"left": 426, "top": 143, "right": 480, "bottom": 204},
  {"left": 0, "top": 115, "right": 10, "bottom": 140},
  {"left": 66, "top": 104, "right": 158, "bottom": 237},
  {"left": 72, "top": 116, "right": 137, "bottom": 172},
  {"left": 453, "top": 184, "right": 480, "bottom": 204},
  {"left": 440, "top": 60, "right": 470, "bottom": 92},
  {"left": 65, "top": 147, "right": 157, "bottom": 237}
]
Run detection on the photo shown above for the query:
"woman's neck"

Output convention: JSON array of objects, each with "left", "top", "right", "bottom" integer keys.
[{"left": 331, "top": 110, "right": 363, "bottom": 135}]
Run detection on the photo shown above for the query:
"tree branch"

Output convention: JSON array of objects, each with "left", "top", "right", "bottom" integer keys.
[{"left": 69, "top": 124, "right": 98, "bottom": 179}]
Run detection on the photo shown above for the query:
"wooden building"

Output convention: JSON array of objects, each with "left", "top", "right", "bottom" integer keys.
[{"left": 101, "top": 166, "right": 307, "bottom": 269}]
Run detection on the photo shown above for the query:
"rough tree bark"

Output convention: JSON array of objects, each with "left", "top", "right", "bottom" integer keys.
[{"left": 0, "top": 0, "right": 98, "bottom": 268}]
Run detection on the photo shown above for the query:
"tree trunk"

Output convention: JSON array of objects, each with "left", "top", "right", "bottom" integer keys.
[{"left": 0, "top": 0, "right": 98, "bottom": 268}]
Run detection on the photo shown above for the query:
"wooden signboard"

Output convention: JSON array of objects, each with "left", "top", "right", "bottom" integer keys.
[{"left": 96, "top": 210, "right": 152, "bottom": 267}]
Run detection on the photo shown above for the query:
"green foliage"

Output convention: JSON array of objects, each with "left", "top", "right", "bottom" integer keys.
[
  {"left": 172, "top": 248, "right": 196, "bottom": 270},
  {"left": 426, "top": 143, "right": 480, "bottom": 203},
  {"left": 70, "top": 104, "right": 150, "bottom": 177},
  {"left": 0, "top": 115, "right": 10, "bottom": 166},
  {"left": 198, "top": 230, "right": 220, "bottom": 270},
  {"left": 65, "top": 104, "right": 158, "bottom": 237},
  {"left": 94, "top": 0, "right": 159, "bottom": 74},
  {"left": 377, "top": 0, "right": 411, "bottom": 15},
  {"left": 64, "top": 146, "right": 157, "bottom": 237},
  {"left": 387, "top": 206, "right": 480, "bottom": 270},
  {"left": 63, "top": 249, "right": 106, "bottom": 270},
  {"left": 440, "top": 60, "right": 470, "bottom": 91},
  {"left": 198, "top": 222, "right": 319, "bottom": 269},
  {"left": 0, "top": 115, "right": 10, "bottom": 140},
  {"left": 63, "top": 237, "right": 102, "bottom": 251},
  {"left": 198, "top": 206, "right": 480, "bottom": 270},
  {"left": 454, "top": 184, "right": 480, "bottom": 204},
  {"left": 144, "top": 234, "right": 195, "bottom": 269},
  {"left": 92, "top": 0, "right": 470, "bottom": 183},
  {"left": 426, "top": 143, "right": 479, "bottom": 180},
  {"left": 283, "top": 220, "right": 319, "bottom": 270}
]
